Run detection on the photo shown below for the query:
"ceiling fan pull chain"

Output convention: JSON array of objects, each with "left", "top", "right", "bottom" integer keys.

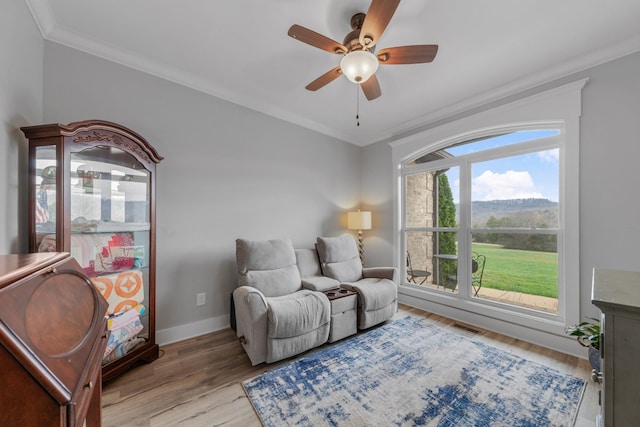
[{"left": 356, "top": 85, "right": 360, "bottom": 127}]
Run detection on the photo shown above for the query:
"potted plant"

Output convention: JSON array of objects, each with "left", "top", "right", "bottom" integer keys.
[{"left": 565, "top": 317, "right": 600, "bottom": 371}]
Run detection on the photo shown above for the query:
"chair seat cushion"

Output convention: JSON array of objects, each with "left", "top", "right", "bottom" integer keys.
[
  {"left": 347, "top": 278, "right": 397, "bottom": 311},
  {"left": 267, "top": 290, "right": 330, "bottom": 339}
]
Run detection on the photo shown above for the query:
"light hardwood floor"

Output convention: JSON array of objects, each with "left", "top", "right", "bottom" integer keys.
[{"left": 102, "top": 305, "right": 599, "bottom": 426}]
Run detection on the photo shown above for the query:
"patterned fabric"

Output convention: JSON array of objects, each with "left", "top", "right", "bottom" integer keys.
[
  {"left": 35, "top": 187, "right": 49, "bottom": 223},
  {"left": 38, "top": 233, "right": 144, "bottom": 276},
  {"left": 91, "top": 270, "right": 144, "bottom": 315},
  {"left": 102, "top": 312, "right": 143, "bottom": 363},
  {"left": 243, "top": 317, "right": 585, "bottom": 427}
]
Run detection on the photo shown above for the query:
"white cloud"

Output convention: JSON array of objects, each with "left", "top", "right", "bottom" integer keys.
[
  {"left": 473, "top": 170, "right": 543, "bottom": 201},
  {"left": 537, "top": 148, "right": 559, "bottom": 164}
]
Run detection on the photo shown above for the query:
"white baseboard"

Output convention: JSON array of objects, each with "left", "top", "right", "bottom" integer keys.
[{"left": 156, "top": 314, "right": 230, "bottom": 346}]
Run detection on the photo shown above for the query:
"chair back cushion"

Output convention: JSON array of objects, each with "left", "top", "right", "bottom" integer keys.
[
  {"left": 316, "top": 235, "right": 363, "bottom": 283},
  {"left": 294, "top": 248, "right": 322, "bottom": 277},
  {"left": 236, "top": 238, "right": 301, "bottom": 297}
]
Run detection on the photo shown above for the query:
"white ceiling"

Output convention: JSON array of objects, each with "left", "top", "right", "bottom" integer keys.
[{"left": 26, "top": 0, "right": 640, "bottom": 146}]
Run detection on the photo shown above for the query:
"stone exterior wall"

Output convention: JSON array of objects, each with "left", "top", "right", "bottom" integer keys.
[{"left": 405, "top": 171, "right": 435, "bottom": 283}]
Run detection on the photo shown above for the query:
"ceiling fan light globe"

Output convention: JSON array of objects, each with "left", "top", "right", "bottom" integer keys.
[{"left": 340, "top": 50, "right": 379, "bottom": 84}]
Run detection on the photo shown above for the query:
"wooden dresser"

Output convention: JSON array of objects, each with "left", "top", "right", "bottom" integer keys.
[
  {"left": 0, "top": 253, "right": 108, "bottom": 426},
  {"left": 592, "top": 268, "right": 640, "bottom": 427}
]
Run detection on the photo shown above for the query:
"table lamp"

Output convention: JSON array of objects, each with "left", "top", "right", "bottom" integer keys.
[{"left": 348, "top": 210, "right": 372, "bottom": 265}]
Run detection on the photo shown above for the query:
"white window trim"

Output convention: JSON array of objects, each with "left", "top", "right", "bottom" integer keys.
[{"left": 390, "top": 79, "right": 587, "bottom": 355}]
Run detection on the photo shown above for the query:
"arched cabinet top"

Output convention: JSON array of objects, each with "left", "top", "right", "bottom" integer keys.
[{"left": 21, "top": 120, "right": 164, "bottom": 168}]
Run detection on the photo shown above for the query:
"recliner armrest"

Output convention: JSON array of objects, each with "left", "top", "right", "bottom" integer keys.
[
  {"left": 234, "top": 286, "right": 268, "bottom": 315},
  {"left": 233, "top": 286, "right": 269, "bottom": 365},
  {"left": 302, "top": 276, "right": 340, "bottom": 292},
  {"left": 363, "top": 267, "right": 398, "bottom": 284}
]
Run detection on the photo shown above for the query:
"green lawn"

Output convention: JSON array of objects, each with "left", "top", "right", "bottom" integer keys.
[{"left": 472, "top": 244, "right": 558, "bottom": 298}]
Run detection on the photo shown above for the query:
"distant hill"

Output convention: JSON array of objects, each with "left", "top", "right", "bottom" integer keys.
[{"left": 456, "top": 198, "right": 559, "bottom": 227}]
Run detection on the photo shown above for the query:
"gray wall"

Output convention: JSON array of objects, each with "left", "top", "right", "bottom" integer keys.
[
  {"left": 0, "top": 1, "right": 43, "bottom": 254},
  {"left": 361, "top": 140, "right": 395, "bottom": 268},
  {"left": 4, "top": 0, "right": 640, "bottom": 349},
  {"left": 362, "top": 51, "right": 640, "bottom": 325},
  {"left": 578, "top": 52, "right": 640, "bottom": 316},
  {"left": 41, "top": 42, "right": 361, "bottom": 339}
]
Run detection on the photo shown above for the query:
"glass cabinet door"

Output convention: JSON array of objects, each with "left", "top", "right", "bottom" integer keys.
[
  {"left": 69, "top": 144, "right": 151, "bottom": 365},
  {"left": 33, "top": 146, "right": 58, "bottom": 251}
]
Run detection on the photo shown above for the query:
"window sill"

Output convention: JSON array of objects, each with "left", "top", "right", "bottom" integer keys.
[{"left": 399, "top": 283, "right": 568, "bottom": 338}]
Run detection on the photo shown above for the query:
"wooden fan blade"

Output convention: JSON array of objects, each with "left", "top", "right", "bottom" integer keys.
[
  {"left": 361, "top": 74, "right": 381, "bottom": 100},
  {"left": 305, "top": 66, "right": 343, "bottom": 91},
  {"left": 377, "top": 45, "right": 439, "bottom": 64},
  {"left": 288, "top": 25, "right": 347, "bottom": 54},
  {"left": 359, "top": 0, "right": 401, "bottom": 48}
]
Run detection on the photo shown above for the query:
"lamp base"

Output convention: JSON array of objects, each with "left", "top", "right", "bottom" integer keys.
[{"left": 358, "top": 230, "right": 365, "bottom": 266}]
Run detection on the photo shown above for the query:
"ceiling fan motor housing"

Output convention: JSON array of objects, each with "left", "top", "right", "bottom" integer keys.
[{"left": 343, "top": 13, "right": 372, "bottom": 53}]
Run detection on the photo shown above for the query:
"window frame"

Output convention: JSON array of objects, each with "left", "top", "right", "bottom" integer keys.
[
  {"left": 390, "top": 79, "right": 586, "bottom": 342},
  {"left": 402, "top": 128, "right": 562, "bottom": 315}
]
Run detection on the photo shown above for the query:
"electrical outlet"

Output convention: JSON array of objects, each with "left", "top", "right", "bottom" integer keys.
[{"left": 196, "top": 292, "right": 206, "bottom": 306}]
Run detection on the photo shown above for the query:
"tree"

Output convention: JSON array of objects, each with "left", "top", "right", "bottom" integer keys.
[
  {"left": 437, "top": 173, "right": 457, "bottom": 255},
  {"left": 436, "top": 172, "right": 457, "bottom": 288},
  {"left": 474, "top": 210, "right": 557, "bottom": 252}
]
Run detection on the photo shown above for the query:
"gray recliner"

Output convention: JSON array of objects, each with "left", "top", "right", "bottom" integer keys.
[
  {"left": 316, "top": 235, "right": 398, "bottom": 329},
  {"left": 233, "top": 238, "right": 330, "bottom": 365}
]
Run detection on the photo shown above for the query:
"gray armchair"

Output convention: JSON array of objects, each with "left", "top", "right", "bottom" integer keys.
[
  {"left": 233, "top": 238, "right": 330, "bottom": 365},
  {"left": 316, "top": 235, "right": 398, "bottom": 329}
]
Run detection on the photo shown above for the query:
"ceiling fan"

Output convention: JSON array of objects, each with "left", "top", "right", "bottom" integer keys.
[{"left": 288, "top": 0, "right": 438, "bottom": 101}]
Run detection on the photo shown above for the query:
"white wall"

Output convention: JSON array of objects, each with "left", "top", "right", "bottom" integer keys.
[
  {"left": 0, "top": 1, "right": 43, "bottom": 254},
  {"left": 362, "top": 50, "right": 640, "bottom": 352},
  {"left": 41, "top": 42, "right": 361, "bottom": 342}
]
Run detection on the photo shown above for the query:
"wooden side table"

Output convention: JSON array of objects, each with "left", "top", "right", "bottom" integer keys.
[{"left": 322, "top": 288, "right": 358, "bottom": 342}]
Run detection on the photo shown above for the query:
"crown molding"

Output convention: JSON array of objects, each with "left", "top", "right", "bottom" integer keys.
[
  {"left": 381, "top": 34, "right": 640, "bottom": 146},
  {"left": 26, "top": 1, "right": 640, "bottom": 147},
  {"left": 25, "top": 1, "right": 356, "bottom": 145},
  {"left": 25, "top": 0, "right": 54, "bottom": 36}
]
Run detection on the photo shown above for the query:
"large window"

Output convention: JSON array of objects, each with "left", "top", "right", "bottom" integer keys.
[
  {"left": 404, "top": 130, "right": 560, "bottom": 313},
  {"left": 391, "top": 80, "right": 585, "bottom": 339}
]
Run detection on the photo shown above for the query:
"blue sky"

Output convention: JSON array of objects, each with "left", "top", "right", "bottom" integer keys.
[{"left": 444, "top": 131, "right": 559, "bottom": 203}]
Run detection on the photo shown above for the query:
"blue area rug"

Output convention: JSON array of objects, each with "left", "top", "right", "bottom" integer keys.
[{"left": 242, "top": 316, "right": 585, "bottom": 426}]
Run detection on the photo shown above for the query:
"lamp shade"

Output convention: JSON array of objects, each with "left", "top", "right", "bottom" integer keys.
[
  {"left": 348, "top": 211, "right": 372, "bottom": 230},
  {"left": 340, "top": 50, "right": 379, "bottom": 83}
]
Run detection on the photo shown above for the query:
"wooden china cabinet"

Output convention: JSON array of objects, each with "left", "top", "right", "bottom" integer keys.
[{"left": 21, "top": 120, "right": 164, "bottom": 381}]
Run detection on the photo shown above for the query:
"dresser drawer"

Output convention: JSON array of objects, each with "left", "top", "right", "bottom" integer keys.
[
  {"left": 70, "top": 320, "right": 108, "bottom": 426},
  {"left": 330, "top": 293, "right": 357, "bottom": 314}
]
